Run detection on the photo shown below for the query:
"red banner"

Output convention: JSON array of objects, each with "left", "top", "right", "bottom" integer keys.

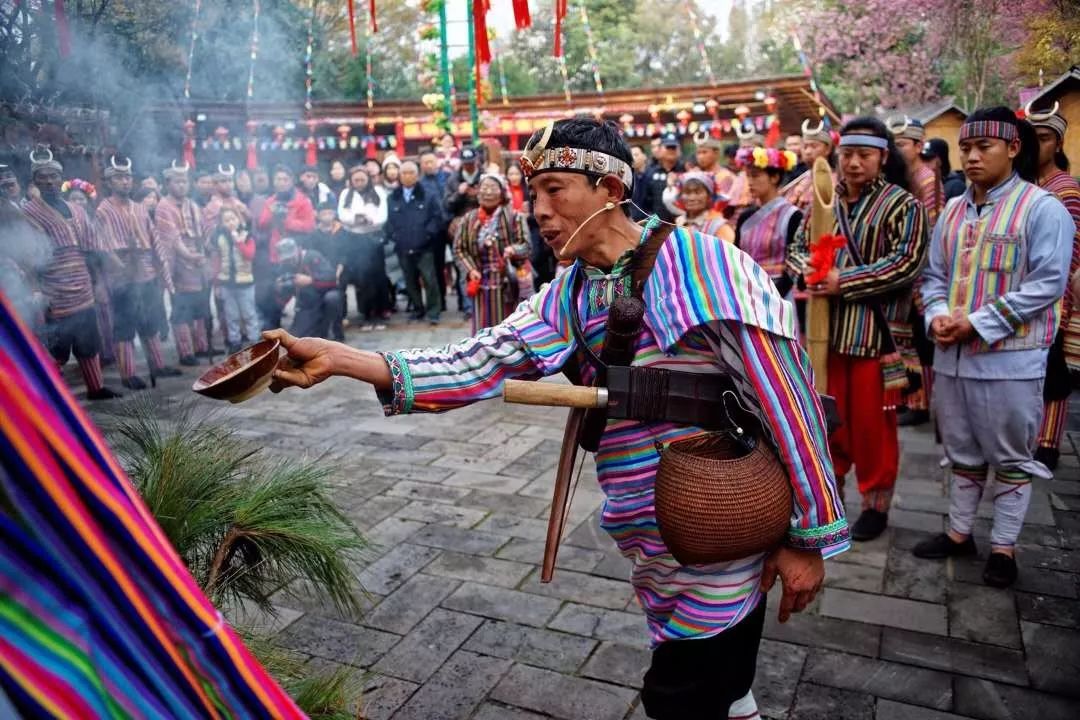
[
  {"left": 553, "top": 0, "right": 567, "bottom": 57},
  {"left": 513, "top": 0, "right": 531, "bottom": 29},
  {"left": 347, "top": 0, "right": 358, "bottom": 56}
]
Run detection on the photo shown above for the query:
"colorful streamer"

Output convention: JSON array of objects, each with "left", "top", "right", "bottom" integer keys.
[
  {"left": 246, "top": 0, "right": 260, "bottom": 100},
  {"left": 364, "top": 10, "right": 375, "bottom": 109},
  {"left": 791, "top": 29, "right": 825, "bottom": 117},
  {"left": 579, "top": 3, "right": 604, "bottom": 95},
  {"left": 684, "top": 2, "right": 716, "bottom": 86},
  {"left": 557, "top": 53, "right": 572, "bottom": 106},
  {"left": 304, "top": 0, "right": 316, "bottom": 112},
  {"left": 496, "top": 43, "right": 510, "bottom": 107},
  {"left": 182, "top": 0, "right": 203, "bottom": 100}
]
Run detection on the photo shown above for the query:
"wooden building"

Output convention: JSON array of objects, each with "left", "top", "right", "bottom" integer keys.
[{"left": 1024, "top": 66, "right": 1080, "bottom": 167}]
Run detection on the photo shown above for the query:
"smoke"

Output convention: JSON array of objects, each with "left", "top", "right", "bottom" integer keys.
[{"left": 0, "top": 200, "right": 53, "bottom": 327}]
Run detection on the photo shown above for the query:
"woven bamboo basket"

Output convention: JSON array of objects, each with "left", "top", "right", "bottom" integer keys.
[{"left": 654, "top": 433, "right": 792, "bottom": 565}]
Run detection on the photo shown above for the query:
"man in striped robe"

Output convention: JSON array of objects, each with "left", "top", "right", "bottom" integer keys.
[
  {"left": 1029, "top": 108, "right": 1079, "bottom": 471},
  {"left": 261, "top": 118, "right": 850, "bottom": 720},
  {"left": 789, "top": 117, "right": 929, "bottom": 542},
  {"left": 21, "top": 152, "right": 121, "bottom": 400},
  {"left": 155, "top": 163, "right": 207, "bottom": 366},
  {"left": 94, "top": 157, "right": 180, "bottom": 389}
]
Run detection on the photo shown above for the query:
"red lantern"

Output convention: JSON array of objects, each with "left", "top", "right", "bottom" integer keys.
[
  {"left": 182, "top": 119, "right": 196, "bottom": 169},
  {"left": 305, "top": 120, "right": 318, "bottom": 166},
  {"left": 245, "top": 120, "right": 259, "bottom": 169}
]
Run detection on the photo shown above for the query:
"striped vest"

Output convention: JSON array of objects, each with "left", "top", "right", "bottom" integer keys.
[
  {"left": 739, "top": 196, "right": 798, "bottom": 278},
  {"left": 939, "top": 179, "right": 1057, "bottom": 352}
]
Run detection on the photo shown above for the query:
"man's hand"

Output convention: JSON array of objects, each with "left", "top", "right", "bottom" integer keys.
[
  {"left": 468, "top": 269, "right": 481, "bottom": 282},
  {"left": 293, "top": 273, "right": 313, "bottom": 288},
  {"left": 761, "top": 546, "right": 825, "bottom": 623},
  {"left": 458, "top": 182, "right": 469, "bottom": 194},
  {"left": 263, "top": 329, "right": 338, "bottom": 392},
  {"left": 929, "top": 315, "right": 952, "bottom": 343},
  {"left": 937, "top": 314, "right": 977, "bottom": 346},
  {"left": 806, "top": 267, "right": 841, "bottom": 296}
]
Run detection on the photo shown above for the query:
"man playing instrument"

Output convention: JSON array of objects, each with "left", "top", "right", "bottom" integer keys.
[{"left": 262, "top": 118, "right": 848, "bottom": 720}]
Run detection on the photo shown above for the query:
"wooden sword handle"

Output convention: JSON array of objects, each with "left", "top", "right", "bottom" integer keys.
[{"left": 503, "top": 380, "right": 606, "bottom": 409}]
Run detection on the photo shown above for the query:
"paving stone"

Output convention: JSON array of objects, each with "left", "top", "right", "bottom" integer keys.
[
  {"left": 490, "top": 663, "right": 637, "bottom": 720},
  {"left": 951, "top": 555, "right": 1078, "bottom": 598},
  {"left": 424, "top": 551, "right": 535, "bottom": 588},
  {"left": 471, "top": 703, "right": 551, "bottom": 720},
  {"left": 495, "top": 537, "right": 603, "bottom": 572},
  {"left": 390, "top": 650, "right": 511, "bottom": 720},
  {"left": 272, "top": 578, "right": 374, "bottom": 624},
  {"left": 364, "top": 573, "right": 461, "bottom": 635},
  {"left": 359, "top": 675, "right": 419, "bottom": 720},
  {"left": 547, "top": 603, "right": 650, "bottom": 647},
  {"left": 802, "top": 648, "right": 952, "bottom": 710},
  {"left": 363, "top": 447, "right": 444, "bottom": 465},
  {"left": 374, "top": 464, "right": 455, "bottom": 484},
  {"left": 562, "top": 511, "right": 612, "bottom": 552},
  {"left": 223, "top": 598, "right": 303, "bottom": 636},
  {"left": 441, "top": 470, "right": 532, "bottom": 494},
  {"left": 345, "top": 495, "right": 409, "bottom": 531},
  {"left": 419, "top": 439, "right": 496, "bottom": 458},
  {"left": 1015, "top": 592, "right": 1080, "bottom": 629},
  {"left": 590, "top": 551, "right": 633, "bottom": 582},
  {"left": 357, "top": 432, "right": 434, "bottom": 450},
  {"left": 1021, "top": 621, "right": 1080, "bottom": 698},
  {"left": 754, "top": 639, "right": 808, "bottom": 718},
  {"left": 357, "top": 543, "right": 442, "bottom": 595},
  {"left": 373, "top": 608, "right": 484, "bottom": 683},
  {"left": 891, "top": 491, "right": 950, "bottom": 515},
  {"left": 385, "top": 480, "right": 472, "bottom": 503},
  {"left": 579, "top": 641, "right": 651, "bottom": 688},
  {"left": 332, "top": 476, "right": 397, "bottom": 506},
  {"left": 365, "top": 517, "right": 428, "bottom": 552},
  {"left": 464, "top": 620, "right": 598, "bottom": 673},
  {"left": 442, "top": 582, "right": 563, "bottom": 627},
  {"left": 824, "top": 559, "right": 885, "bottom": 593},
  {"left": 831, "top": 534, "right": 891, "bottom": 569},
  {"left": 791, "top": 682, "right": 876, "bottom": 720},
  {"left": 275, "top": 615, "right": 399, "bottom": 667},
  {"left": 889, "top": 508, "right": 947, "bottom": 534},
  {"left": 1016, "top": 545, "right": 1080, "bottom": 573},
  {"left": 763, "top": 609, "right": 881, "bottom": 658},
  {"left": 819, "top": 588, "right": 947, "bottom": 636},
  {"left": 410, "top": 523, "right": 509, "bottom": 556},
  {"left": 519, "top": 568, "right": 636, "bottom": 611},
  {"left": 880, "top": 628, "right": 1028, "bottom": 685},
  {"left": 455, "top": 490, "right": 550, "bottom": 517},
  {"left": 474, "top": 513, "right": 553, "bottom": 541},
  {"left": 875, "top": 699, "right": 977, "bottom": 720},
  {"left": 394, "top": 500, "right": 489, "bottom": 528},
  {"left": 883, "top": 545, "right": 947, "bottom": 603},
  {"left": 948, "top": 583, "right": 1022, "bottom": 649},
  {"left": 953, "top": 676, "right": 1080, "bottom": 720}
]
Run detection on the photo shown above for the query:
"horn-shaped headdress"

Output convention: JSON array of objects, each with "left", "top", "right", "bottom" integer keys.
[
  {"left": 103, "top": 154, "right": 133, "bottom": 179},
  {"left": 734, "top": 120, "right": 764, "bottom": 148},
  {"left": 1025, "top": 100, "right": 1066, "bottom": 139},
  {"left": 801, "top": 118, "right": 832, "bottom": 146},
  {"left": 215, "top": 163, "right": 236, "bottom": 179},
  {"left": 163, "top": 160, "right": 191, "bottom": 180},
  {"left": 887, "top": 114, "right": 925, "bottom": 141},
  {"left": 30, "top": 145, "right": 63, "bottom": 176}
]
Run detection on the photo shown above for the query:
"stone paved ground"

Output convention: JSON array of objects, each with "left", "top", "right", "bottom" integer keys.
[{"left": 81, "top": 312, "right": 1080, "bottom": 720}]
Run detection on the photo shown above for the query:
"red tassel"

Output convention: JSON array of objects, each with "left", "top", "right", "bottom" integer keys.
[
  {"left": 513, "top": 0, "right": 531, "bottom": 29},
  {"left": 765, "top": 116, "right": 781, "bottom": 148},
  {"left": 305, "top": 136, "right": 317, "bottom": 167},
  {"left": 183, "top": 137, "right": 196, "bottom": 170},
  {"left": 369, "top": 0, "right": 377, "bottom": 33},
  {"left": 474, "top": 0, "right": 491, "bottom": 65},
  {"left": 55, "top": 0, "right": 71, "bottom": 58},
  {"left": 246, "top": 139, "right": 258, "bottom": 170},
  {"left": 347, "top": 0, "right": 358, "bottom": 56},
  {"left": 553, "top": 0, "right": 567, "bottom": 57}
]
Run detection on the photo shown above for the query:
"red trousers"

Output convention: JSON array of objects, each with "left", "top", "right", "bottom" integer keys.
[{"left": 827, "top": 352, "right": 899, "bottom": 512}]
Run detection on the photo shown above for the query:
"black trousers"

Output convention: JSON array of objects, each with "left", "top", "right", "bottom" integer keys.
[
  {"left": 290, "top": 289, "right": 342, "bottom": 340},
  {"left": 44, "top": 306, "right": 101, "bottom": 363},
  {"left": 641, "top": 598, "right": 766, "bottom": 719}
]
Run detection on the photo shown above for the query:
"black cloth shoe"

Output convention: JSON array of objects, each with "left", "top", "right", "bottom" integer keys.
[
  {"left": 850, "top": 509, "right": 888, "bottom": 541},
  {"left": 87, "top": 386, "right": 123, "bottom": 401},
  {"left": 153, "top": 366, "right": 183, "bottom": 377},
  {"left": 179, "top": 355, "right": 200, "bottom": 366},
  {"left": 913, "top": 532, "right": 977, "bottom": 559},
  {"left": 121, "top": 376, "right": 148, "bottom": 391},
  {"left": 983, "top": 552, "right": 1018, "bottom": 588},
  {"left": 898, "top": 409, "right": 930, "bottom": 427},
  {"left": 1034, "top": 446, "right": 1059, "bottom": 471}
]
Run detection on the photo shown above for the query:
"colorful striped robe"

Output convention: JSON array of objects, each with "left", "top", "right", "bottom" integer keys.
[
  {"left": 1041, "top": 170, "right": 1080, "bottom": 371},
  {"left": 381, "top": 217, "right": 849, "bottom": 646},
  {"left": 21, "top": 197, "right": 100, "bottom": 320}
]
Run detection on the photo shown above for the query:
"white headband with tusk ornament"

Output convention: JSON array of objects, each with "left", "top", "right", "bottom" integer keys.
[{"left": 519, "top": 121, "right": 634, "bottom": 191}]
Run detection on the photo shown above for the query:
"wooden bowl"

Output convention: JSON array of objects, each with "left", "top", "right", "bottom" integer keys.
[{"left": 192, "top": 339, "right": 281, "bottom": 403}]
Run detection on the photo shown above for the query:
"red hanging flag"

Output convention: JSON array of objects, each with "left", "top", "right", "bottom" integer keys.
[
  {"left": 347, "top": 0, "right": 358, "bottom": 56},
  {"left": 369, "top": 0, "right": 377, "bottom": 33},
  {"left": 553, "top": 0, "right": 567, "bottom": 57},
  {"left": 474, "top": 0, "right": 491, "bottom": 65},
  {"left": 54, "top": 0, "right": 71, "bottom": 57},
  {"left": 513, "top": 0, "right": 531, "bottom": 29}
]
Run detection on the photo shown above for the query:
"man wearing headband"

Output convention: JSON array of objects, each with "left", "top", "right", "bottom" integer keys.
[
  {"left": 94, "top": 155, "right": 181, "bottom": 390},
  {"left": 0, "top": 164, "right": 21, "bottom": 210},
  {"left": 203, "top": 163, "right": 250, "bottom": 233},
  {"left": 155, "top": 162, "right": 208, "bottom": 366},
  {"left": 1029, "top": 104, "right": 1080, "bottom": 471},
  {"left": 20, "top": 150, "right": 121, "bottom": 400},
  {"left": 261, "top": 118, "right": 848, "bottom": 719},
  {"left": 915, "top": 107, "right": 1073, "bottom": 588},
  {"left": 782, "top": 120, "right": 835, "bottom": 211},
  {"left": 789, "top": 116, "right": 929, "bottom": 543}
]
